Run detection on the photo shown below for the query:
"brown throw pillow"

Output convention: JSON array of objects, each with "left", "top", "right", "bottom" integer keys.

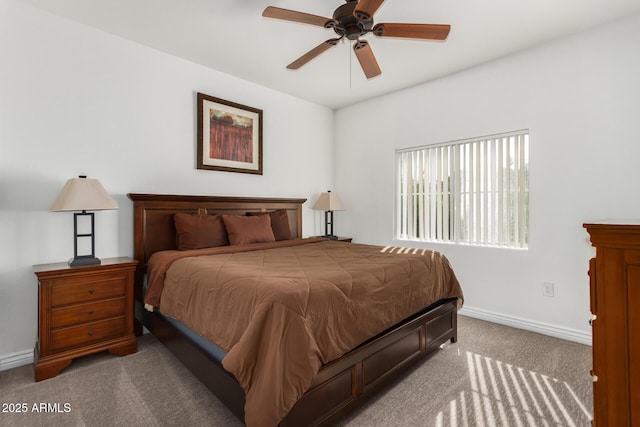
[
  {"left": 174, "top": 213, "right": 229, "bottom": 250},
  {"left": 246, "top": 209, "right": 292, "bottom": 241},
  {"left": 222, "top": 214, "right": 276, "bottom": 245}
]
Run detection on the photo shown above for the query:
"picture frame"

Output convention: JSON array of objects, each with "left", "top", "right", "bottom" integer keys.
[{"left": 197, "top": 92, "right": 263, "bottom": 175}]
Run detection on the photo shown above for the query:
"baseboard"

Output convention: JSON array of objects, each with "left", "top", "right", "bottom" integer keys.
[
  {"left": 459, "top": 306, "right": 592, "bottom": 346},
  {"left": 0, "top": 349, "right": 34, "bottom": 372}
]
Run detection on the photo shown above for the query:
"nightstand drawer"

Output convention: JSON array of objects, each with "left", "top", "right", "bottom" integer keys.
[
  {"left": 51, "top": 275, "right": 126, "bottom": 307},
  {"left": 51, "top": 298, "right": 126, "bottom": 329},
  {"left": 50, "top": 317, "right": 126, "bottom": 352}
]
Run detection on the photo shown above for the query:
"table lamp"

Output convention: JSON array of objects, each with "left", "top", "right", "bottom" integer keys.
[
  {"left": 312, "top": 190, "right": 345, "bottom": 240},
  {"left": 50, "top": 176, "right": 119, "bottom": 266}
]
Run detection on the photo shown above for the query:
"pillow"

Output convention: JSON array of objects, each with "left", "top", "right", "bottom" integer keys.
[
  {"left": 246, "top": 209, "right": 292, "bottom": 241},
  {"left": 174, "top": 213, "right": 229, "bottom": 250},
  {"left": 222, "top": 214, "right": 276, "bottom": 245}
]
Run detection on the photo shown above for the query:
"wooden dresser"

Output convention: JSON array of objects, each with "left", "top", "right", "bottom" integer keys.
[
  {"left": 584, "top": 222, "right": 640, "bottom": 426},
  {"left": 33, "top": 257, "right": 138, "bottom": 381}
]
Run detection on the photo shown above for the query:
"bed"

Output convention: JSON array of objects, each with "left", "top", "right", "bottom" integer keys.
[{"left": 128, "top": 193, "right": 463, "bottom": 426}]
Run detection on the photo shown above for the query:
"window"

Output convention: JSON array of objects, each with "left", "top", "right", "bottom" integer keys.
[{"left": 396, "top": 130, "right": 529, "bottom": 248}]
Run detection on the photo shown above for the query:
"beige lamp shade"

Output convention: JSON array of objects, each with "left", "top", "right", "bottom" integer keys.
[
  {"left": 50, "top": 176, "right": 119, "bottom": 212},
  {"left": 312, "top": 191, "right": 345, "bottom": 212}
]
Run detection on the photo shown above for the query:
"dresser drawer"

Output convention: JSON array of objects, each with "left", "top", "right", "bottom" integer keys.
[
  {"left": 50, "top": 317, "right": 126, "bottom": 353},
  {"left": 51, "top": 275, "right": 126, "bottom": 307},
  {"left": 51, "top": 298, "right": 126, "bottom": 329}
]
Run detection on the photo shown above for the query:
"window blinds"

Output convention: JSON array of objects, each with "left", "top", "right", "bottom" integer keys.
[{"left": 396, "top": 130, "right": 529, "bottom": 248}]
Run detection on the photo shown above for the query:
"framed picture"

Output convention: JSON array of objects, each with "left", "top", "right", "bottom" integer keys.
[{"left": 197, "top": 92, "right": 263, "bottom": 175}]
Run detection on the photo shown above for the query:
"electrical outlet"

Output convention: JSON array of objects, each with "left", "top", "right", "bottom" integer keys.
[{"left": 542, "top": 282, "right": 555, "bottom": 297}]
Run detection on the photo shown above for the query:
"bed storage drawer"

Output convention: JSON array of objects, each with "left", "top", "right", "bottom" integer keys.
[
  {"left": 363, "top": 307, "right": 454, "bottom": 389},
  {"left": 281, "top": 368, "right": 353, "bottom": 427},
  {"left": 363, "top": 326, "right": 421, "bottom": 387}
]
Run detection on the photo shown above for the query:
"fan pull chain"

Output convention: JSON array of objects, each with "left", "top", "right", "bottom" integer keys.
[{"left": 348, "top": 40, "right": 352, "bottom": 89}]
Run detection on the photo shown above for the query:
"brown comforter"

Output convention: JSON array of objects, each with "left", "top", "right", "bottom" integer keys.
[{"left": 145, "top": 238, "right": 463, "bottom": 427}]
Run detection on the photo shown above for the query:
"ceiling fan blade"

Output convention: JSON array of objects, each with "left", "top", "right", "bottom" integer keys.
[
  {"left": 353, "top": 40, "right": 381, "bottom": 79},
  {"left": 287, "top": 38, "right": 340, "bottom": 70},
  {"left": 373, "top": 23, "right": 451, "bottom": 40},
  {"left": 353, "top": 0, "right": 386, "bottom": 20},
  {"left": 263, "top": 6, "right": 335, "bottom": 28}
]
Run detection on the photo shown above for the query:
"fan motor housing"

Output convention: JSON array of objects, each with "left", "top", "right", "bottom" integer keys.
[{"left": 332, "top": 2, "right": 373, "bottom": 40}]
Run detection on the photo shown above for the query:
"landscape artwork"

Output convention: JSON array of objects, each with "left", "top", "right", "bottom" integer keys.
[{"left": 197, "top": 92, "right": 263, "bottom": 174}]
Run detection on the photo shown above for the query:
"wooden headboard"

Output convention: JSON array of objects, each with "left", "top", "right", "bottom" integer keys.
[
  {"left": 127, "top": 193, "right": 305, "bottom": 336},
  {"left": 127, "top": 193, "right": 306, "bottom": 272}
]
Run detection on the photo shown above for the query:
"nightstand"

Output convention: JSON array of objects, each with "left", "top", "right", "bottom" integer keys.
[{"left": 33, "top": 257, "right": 138, "bottom": 381}]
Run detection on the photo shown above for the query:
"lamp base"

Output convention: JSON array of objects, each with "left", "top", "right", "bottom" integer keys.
[
  {"left": 323, "top": 235, "right": 339, "bottom": 240},
  {"left": 68, "top": 256, "right": 101, "bottom": 267}
]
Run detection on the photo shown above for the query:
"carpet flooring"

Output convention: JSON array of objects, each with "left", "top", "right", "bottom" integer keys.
[{"left": 0, "top": 315, "right": 593, "bottom": 426}]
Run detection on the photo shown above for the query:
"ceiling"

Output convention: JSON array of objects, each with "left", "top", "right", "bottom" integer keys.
[{"left": 18, "top": 0, "right": 640, "bottom": 109}]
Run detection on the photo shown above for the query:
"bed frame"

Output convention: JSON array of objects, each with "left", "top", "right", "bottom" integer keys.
[{"left": 128, "top": 193, "right": 458, "bottom": 426}]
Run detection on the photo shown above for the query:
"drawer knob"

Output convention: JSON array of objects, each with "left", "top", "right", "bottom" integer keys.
[
  {"left": 88, "top": 289, "right": 94, "bottom": 294},
  {"left": 88, "top": 330, "right": 94, "bottom": 336},
  {"left": 88, "top": 310, "right": 94, "bottom": 315}
]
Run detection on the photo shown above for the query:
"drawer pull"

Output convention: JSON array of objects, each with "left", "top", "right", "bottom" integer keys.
[
  {"left": 88, "top": 310, "right": 94, "bottom": 315},
  {"left": 88, "top": 330, "right": 94, "bottom": 336},
  {"left": 88, "top": 289, "right": 94, "bottom": 294}
]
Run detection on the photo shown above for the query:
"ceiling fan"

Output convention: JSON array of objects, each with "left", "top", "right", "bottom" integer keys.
[{"left": 262, "top": 0, "right": 450, "bottom": 79}]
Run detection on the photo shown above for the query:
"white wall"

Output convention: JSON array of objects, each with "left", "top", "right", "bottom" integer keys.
[
  {"left": 3, "top": 0, "right": 638, "bottom": 367},
  {"left": 0, "top": 0, "right": 334, "bottom": 362},
  {"left": 334, "top": 13, "right": 640, "bottom": 342}
]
